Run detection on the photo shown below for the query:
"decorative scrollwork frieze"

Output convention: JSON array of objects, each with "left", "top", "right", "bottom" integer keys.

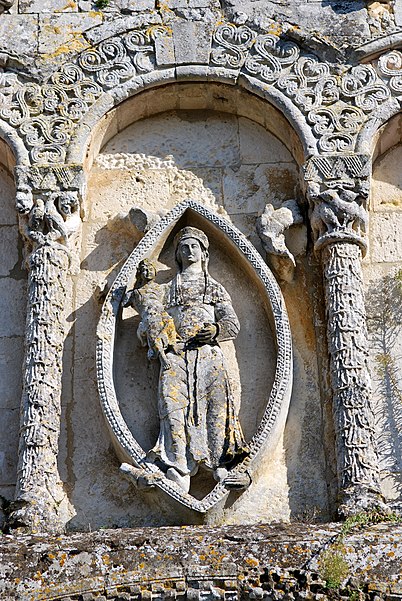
[
  {"left": 0, "top": 26, "right": 167, "bottom": 163},
  {"left": 0, "top": 21, "right": 400, "bottom": 163},
  {"left": 210, "top": 23, "right": 401, "bottom": 154}
]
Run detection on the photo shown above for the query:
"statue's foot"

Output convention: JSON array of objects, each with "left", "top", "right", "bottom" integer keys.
[
  {"left": 120, "top": 463, "right": 163, "bottom": 491},
  {"left": 214, "top": 468, "right": 252, "bottom": 490},
  {"left": 166, "top": 468, "right": 190, "bottom": 493},
  {"left": 160, "top": 358, "right": 172, "bottom": 371}
]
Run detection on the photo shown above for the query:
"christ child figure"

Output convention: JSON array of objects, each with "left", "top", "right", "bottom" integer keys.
[{"left": 124, "top": 259, "right": 177, "bottom": 371}]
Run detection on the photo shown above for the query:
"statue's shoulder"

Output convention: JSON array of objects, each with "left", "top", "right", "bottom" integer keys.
[{"left": 206, "top": 276, "right": 231, "bottom": 303}]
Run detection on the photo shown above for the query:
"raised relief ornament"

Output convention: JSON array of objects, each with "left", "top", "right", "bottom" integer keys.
[{"left": 97, "top": 200, "right": 293, "bottom": 513}]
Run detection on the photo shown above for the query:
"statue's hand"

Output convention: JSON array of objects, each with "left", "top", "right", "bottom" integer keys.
[{"left": 193, "top": 323, "right": 218, "bottom": 344}]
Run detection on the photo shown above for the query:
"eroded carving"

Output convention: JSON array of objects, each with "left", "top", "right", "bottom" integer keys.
[
  {"left": 10, "top": 244, "right": 71, "bottom": 533},
  {"left": 256, "top": 200, "right": 304, "bottom": 282},
  {"left": 304, "top": 154, "right": 371, "bottom": 253},
  {"left": 97, "top": 199, "right": 293, "bottom": 513},
  {"left": 124, "top": 229, "right": 250, "bottom": 494},
  {"left": 124, "top": 259, "right": 178, "bottom": 372},
  {"left": 308, "top": 182, "right": 368, "bottom": 252},
  {"left": 322, "top": 242, "right": 385, "bottom": 516},
  {"left": 9, "top": 169, "right": 83, "bottom": 533},
  {"left": 304, "top": 155, "right": 384, "bottom": 515}
]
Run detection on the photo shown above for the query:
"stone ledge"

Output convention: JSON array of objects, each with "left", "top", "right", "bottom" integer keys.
[{"left": 1, "top": 523, "right": 401, "bottom": 600}]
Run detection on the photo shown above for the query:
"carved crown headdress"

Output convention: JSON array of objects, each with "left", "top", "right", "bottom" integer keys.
[{"left": 173, "top": 226, "right": 209, "bottom": 251}]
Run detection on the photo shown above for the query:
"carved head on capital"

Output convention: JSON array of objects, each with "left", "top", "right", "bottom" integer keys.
[
  {"left": 57, "top": 191, "right": 79, "bottom": 218},
  {"left": 16, "top": 185, "right": 34, "bottom": 215}
]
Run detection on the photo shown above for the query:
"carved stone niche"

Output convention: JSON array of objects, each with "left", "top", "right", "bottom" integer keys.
[{"left": 97, "top": 199, "right": 293, "bottom": 517}]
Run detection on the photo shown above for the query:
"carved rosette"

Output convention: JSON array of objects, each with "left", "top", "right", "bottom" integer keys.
[
  {"left": 8, "top": 165, "right": 83, "bottom": 533},
  {"left": 304, "top": 155, "right": 384, "bottom": 516}
]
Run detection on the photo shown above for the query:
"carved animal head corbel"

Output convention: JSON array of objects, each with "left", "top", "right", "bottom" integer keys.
[{"left": 256, "top": 199, "right": 305, "bottom": 283}]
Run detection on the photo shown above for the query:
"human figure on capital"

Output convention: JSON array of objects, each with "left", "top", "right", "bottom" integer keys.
[{"left": 142, "top": 226, "right": 250, "bottom": 493}]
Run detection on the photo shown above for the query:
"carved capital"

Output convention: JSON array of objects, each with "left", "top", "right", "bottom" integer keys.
[
  {"left": 14, "top": 164, "right": 84, "bottom": 253},
  {"left": 303, "top": 155, "right": 371, "bottom": 255}
]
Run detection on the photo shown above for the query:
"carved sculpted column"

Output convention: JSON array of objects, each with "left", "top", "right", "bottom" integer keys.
[
  {"left": 304, "top": 155, "right": 385, "bottom": 516},
  {"left": 8, "top": 165, "right": 83, "bottom": 533}
]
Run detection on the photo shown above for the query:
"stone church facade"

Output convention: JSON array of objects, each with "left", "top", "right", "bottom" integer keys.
[{"left": 0, "top": 0, "right": 401, "bottom": 598}]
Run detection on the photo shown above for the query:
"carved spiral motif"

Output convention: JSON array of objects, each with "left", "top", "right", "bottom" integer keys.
[
  {"left": 377, "top": 50, "right": 402, "bottom": 94},
  {"left": 211, "top": 24, "right": 254, "bottom": 69},
  {"left": 244, "top": 34, "right": 299, "bottom": 82},
  {"left": 341, "top": 65, "right": 390, "bottom": 111},
  {"left": 0, "top": 20, "right": 400, "bottom": 163}
]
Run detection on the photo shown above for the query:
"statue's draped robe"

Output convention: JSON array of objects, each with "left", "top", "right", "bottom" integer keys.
[{"left": 149, "top": 273, "right": 248, "bottom": 476}]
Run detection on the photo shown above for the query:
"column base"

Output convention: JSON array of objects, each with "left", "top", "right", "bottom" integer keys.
[
  {"left": 7, "top": 497, "right": 68, "bottom": 535},
  {"left": 338, "top": 486, "right": 390, "bottom": 520}
]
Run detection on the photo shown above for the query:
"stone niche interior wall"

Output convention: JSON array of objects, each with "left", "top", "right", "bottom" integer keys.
[
  {"left": 366, "top": 116, "right": 402, "bottom": 507},
  {"left": 0, "top": 140, "right": 26, "bottom": 528},
  {"left": 61, "top": 86, "right": 330, "bottom": 530}
]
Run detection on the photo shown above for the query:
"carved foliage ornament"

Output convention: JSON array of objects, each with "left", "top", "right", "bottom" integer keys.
[
  {"left": 0, "top": 22, "right": 401, "bottom": 163},
  {"left": 96, "top": 199, "right": 293, "bottom": 513}
]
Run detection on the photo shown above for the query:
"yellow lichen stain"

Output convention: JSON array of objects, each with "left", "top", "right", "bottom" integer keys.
[
  {"left": 157, "top": 2, "right": 175, "bottom": 15},
  {"left": 54, "top": 0, "right": 77, "bottom": 11},
  {"left": 147, "top": 24, "right": 172, "bottom": 37},
  {"left": 267, "top": 22, "right": 282, "bottom": 36},
  {"left": 102, "top": 553, "right": 111, "bottom": 564},
  {"left": 89, "top": 10, "right": 103, "bottom": 17},
  {"left": 139, "top": 563, "right": 145, "bottom": 569},
  {"left": 59, "top": 553, "right": 67, "bottom": 567},
  {"left": 48, "top": 553, "right": 55, "bottom": 560},
  {"left": 199, "top": 555, "right": 206, "bottom": 561},
  {"left": 41, "top": 34, "right": 88, "bottom": 60},
  {"left": 14, "top": 578, "right": 21, "bottom": 584},
  {"left": 245, "top": 557, "right": 259, "bottom": 567},
  {"left": 387, "top": 551, "right": 395, "bottom": 558}
]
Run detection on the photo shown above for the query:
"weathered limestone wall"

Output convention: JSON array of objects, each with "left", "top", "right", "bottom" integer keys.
[
  {"left": 0, "top": 0, "right": 402, "bottom": 596},
  {"left": 366, "top": 123, "right": 402, "bottom": 506},
  {"left": 63, "top": 102, "right": 327, "bottom": 529},
  {"left": 0, "top": 0, "right": 401, "bottom": 545},
  {"left": 0, "top": 146, "right": 25, "bottom": 530},
  {"left": 0, "top": 523, "right": 401, "bottom": 600}
]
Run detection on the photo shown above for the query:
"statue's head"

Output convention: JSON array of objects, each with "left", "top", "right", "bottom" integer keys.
[
  {"left": 174, "top": 227, "right": 209, "bottom": 271},
  {"left": 136, "top": 258, "right": 156, "bottom": 283}
]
